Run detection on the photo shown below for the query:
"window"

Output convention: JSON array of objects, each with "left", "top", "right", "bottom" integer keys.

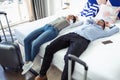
[{"left": 0, "top": 0, "right": 29, "bottom": 27}]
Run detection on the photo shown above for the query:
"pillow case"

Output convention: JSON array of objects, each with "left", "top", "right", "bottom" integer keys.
[{"left": 95, "top": 4, "right": 120, "bottom": 23}]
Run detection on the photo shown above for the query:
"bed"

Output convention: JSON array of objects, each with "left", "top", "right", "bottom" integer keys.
[{"left": 14, "top": 0, "right": 120, "bottom": 80}]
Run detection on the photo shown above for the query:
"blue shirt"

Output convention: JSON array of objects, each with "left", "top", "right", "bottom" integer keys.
[{"left": 74, "top": 19, "right": 119, "bottom": 41}]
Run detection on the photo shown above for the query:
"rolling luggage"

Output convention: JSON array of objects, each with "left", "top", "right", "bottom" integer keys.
[
  {"left": 68, "top": 54, "right": 88, "bottom": 80},
  {"left": 0, "top": 36, "right": 1, "bottom": 42},
  {"left": 0, "top": 11, "right": 23, "bottom": 70}
]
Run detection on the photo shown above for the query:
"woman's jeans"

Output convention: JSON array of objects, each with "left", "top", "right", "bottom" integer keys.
[
  {"left": 24, "top": 24, "right": 59, "bottom": 61},
  {"left": 39, "top": 33, "right": 90, "bottom": 80}
]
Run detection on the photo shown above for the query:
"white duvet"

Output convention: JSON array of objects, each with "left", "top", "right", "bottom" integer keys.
[{"left": 14, "top": 14, "right": 120, "bottom": 80}]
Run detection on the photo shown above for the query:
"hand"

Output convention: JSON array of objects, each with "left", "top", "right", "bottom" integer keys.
[
  {"left": 105, "top": 21, "right": 111, "bottom": 27},
  {"left": 66, "top": 15, "right": 78, "bottom": 23},
  {"left": 66, "top": 15, "right": 74, "bottom": 21}
]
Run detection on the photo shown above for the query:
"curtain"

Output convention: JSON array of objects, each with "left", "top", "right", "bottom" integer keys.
[
  {"left": 32, "top": 0, "right": 47, "bottom": 20},
  {"left": 24, "top": 0, "right": 35, "bottom": 21}
]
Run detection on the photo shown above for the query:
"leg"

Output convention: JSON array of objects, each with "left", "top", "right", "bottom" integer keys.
[
  {"left": 24, "top": 25, "right": 49, "bottom": 61},
  {"left": 31, "top": 27, "right": 58, "bottom": 61},
  {"left": 61, "top": 35, "right": 90, "bottom": 80},
  {"left": 24, "top": 26, "right": 46, "bottom": 61},
  {"left": 22, "top": 26, "right": 48, "bottom": 75},
  {"left": 22, "top": 25, "right": 52, "bottom": 75},
  {"left": 39, "top": 34, "right": 70, "bottom": 76}
]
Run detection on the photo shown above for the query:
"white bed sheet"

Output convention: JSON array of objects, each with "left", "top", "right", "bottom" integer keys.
[
  {"left": 14, "top": 15, "right": 120, "bottom": 80},
  {"left": 73, "top": 30, "right": 120, "bottom": 80}
]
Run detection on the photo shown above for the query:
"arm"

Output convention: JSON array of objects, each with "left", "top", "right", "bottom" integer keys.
[
  {"left": 68, "top": 20, "right": 84, "bottom": 28},
  {"left": 65, "top": 15, "right": 84, "bottom": 28},
  {"left": 105, "top": 22, "right": 117, "bottom": 29},
  {"left": 105, "top": 25, "right": 119, "bottom": 37},
  {"left": 66, "top": 15, "right": 77, "bottom": 23}
]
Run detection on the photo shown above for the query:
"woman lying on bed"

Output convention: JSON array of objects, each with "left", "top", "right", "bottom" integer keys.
[
  {"left": 35, "top": 18, "right": 119, "bottom": 80},
  {"left": 21, "top": 14, "right": 84, "bottom": 75}
]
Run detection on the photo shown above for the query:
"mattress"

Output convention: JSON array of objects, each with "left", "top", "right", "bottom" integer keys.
[{"left": 14, "top": 14, "right": 120, "bottom": 80}]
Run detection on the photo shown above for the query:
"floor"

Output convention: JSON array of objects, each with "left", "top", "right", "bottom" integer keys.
[
  {"left": 0, "top": 39, "right": 62, "bottom": 80},
  {"left": 0, "top": 65, "right": 61, "bottom": 80},
  {"left": 0, "top": 65, "right": 25, "bottom": 80}
]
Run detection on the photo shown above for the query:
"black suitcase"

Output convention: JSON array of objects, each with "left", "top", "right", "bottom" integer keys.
[
  {"left": 68, "top": 54, "right": 88, "bottom": 80},
  {"left": 0, "top": 11, "right": 23, "bottom": 70},
  {"left": 0, "top": 36, "right": 1, "bottom": 42}
]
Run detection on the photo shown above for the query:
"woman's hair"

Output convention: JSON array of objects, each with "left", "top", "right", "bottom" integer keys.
[{"left": 73, "top": 16, "right": 77, "bottom": 23}]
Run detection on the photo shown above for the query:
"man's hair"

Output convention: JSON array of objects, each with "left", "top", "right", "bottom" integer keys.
[
  {"left": 100, "top": 19, "right": 106, "bottom": 29},
  {"left": 73, "top": 16, "right": 76, "bottom": 23}
]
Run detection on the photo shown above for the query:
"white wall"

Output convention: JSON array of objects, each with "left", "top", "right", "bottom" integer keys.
[
  {"left": 69, "top": 0, "right": 87, "bottom": 14},
  {"left": 47, "top": 0, "right": 62, "bottom": 16},
  {"left": 47, "top": 0, "right": 88, "bottom": 16}
]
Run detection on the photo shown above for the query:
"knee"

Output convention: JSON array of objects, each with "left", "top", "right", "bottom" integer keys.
[
  {"left": 32, "top": 40, "right": 40, "bottom": 49},
  {"left": 45, "top": 45, "right": 51, "bottom": 51},
  {"left": 45, "top": 44, "right": 55, "bottom": 55},
  {"left": 24, "top": 37, "right": 29, "bottom": 44},
  {"left": 64, "top": 54, "right": 69, "bottom": 63}
]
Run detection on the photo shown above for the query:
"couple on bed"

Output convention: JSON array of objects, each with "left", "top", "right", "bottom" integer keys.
[
  {"left": 22, "top": 0, "right": 120, "bottom": 80},
  {"left": 21, "top": 14, "right": 119, "bottom": 80}
]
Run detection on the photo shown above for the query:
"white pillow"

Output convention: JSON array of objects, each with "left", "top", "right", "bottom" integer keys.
[{"left": 95, "top": 4, "right": 120, "bottom": 23}]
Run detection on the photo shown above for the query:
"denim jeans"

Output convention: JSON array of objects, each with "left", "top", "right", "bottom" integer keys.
[
  {"left": 24, "top": 24, "right": 59, "bottom": 61},
  {"left": 0, "top": 36, "right": 1, "bottom": 42}
]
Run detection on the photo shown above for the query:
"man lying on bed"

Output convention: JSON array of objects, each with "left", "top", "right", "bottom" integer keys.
[{"left": 35, "top": 18, "right": 119, "bottom": 80}]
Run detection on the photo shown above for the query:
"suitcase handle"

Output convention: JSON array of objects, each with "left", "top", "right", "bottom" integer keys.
[
  {"left": 68, "top": 54, "right": 88, "bottom": 70},
  {"left": 68, "top": 54, "right": 88, "bottom": 80},
  {"left": 0, "top": 11, "right": 14, "bottom": 42},
  {"left": 0, "top": 11, "right": 7, "bottom": 15}
]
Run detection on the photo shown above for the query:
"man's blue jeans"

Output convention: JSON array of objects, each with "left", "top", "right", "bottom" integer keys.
[{"left": 24, "top": 24, "right": 59, "bottom": 61}]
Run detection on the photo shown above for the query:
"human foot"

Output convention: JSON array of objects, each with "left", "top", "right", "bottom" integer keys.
[
  {"left": 21, "top": 61, "right": 33, "bottom": 75},
  {"left": 35, "top": 75, "right": 48, "bottom": 80}
]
